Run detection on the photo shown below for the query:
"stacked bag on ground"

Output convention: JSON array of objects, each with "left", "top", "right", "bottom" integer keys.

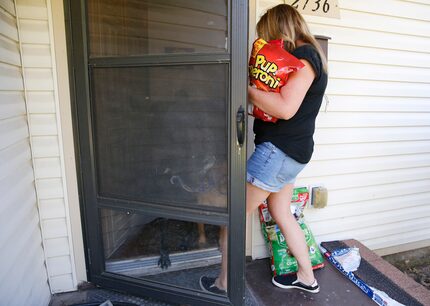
[{"left": 258, "top": 187, "right": 325, "bottom": 276}]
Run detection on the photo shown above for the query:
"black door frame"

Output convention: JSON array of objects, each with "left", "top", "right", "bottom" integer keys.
[{"left": 64, "top": 0, "right": 248, "bottom": 305}]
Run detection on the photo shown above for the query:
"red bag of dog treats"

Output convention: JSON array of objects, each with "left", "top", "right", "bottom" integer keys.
[{"left": 249, "top": 38, "right": 304, "bottom": 123}]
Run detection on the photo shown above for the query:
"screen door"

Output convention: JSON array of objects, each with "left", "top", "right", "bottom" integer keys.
[{"left": 66, "top": 0, "right": 248, "bottom": 305}]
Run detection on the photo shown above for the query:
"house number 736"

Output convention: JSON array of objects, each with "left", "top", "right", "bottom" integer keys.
[
  {"left": 292, "top": 0, "right": 330, "bottom": 13},
  {"left": 286, "top": 0, "right": 340, "bottom": 18}
]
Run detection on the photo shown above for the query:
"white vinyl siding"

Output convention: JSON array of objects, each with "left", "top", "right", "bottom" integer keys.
[
  {"left": 0, "top": 0, "right": 51, "bottom": 305},
  {"left": 13, "top": 0, "right": 77, "bottom": 293},
  {"left": 252, "top": 0, "right": 430, "bottom": 258}
]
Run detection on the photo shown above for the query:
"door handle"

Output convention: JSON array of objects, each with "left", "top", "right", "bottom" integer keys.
[{"left": 236, "top": 105, "right": 245, "bottom": 147}]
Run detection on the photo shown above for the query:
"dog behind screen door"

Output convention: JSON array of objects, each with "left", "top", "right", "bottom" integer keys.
[{"left": 170, "top": 156, "right": 227, "bottom": 248}]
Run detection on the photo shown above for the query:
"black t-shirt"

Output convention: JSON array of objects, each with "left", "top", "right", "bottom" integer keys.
[{"left": 253, "top": 44, "right": 328, "bottom": 164}]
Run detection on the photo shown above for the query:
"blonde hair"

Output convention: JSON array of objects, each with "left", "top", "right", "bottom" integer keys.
[{"left": 257, "top": 4, "right": 328, "bottom": 73}]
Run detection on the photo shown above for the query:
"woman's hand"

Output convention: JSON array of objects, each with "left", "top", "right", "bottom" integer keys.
[{"left": 248, "top": 59, "right": 316, "bottom": 120}]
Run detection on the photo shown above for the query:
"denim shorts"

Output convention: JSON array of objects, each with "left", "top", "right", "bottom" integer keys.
[{"left": 247, "top": 142, "right": 306, "bottom": 192}]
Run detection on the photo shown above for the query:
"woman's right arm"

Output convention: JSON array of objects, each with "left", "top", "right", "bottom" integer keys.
[{"left": 248, "top": 59, "right": 315, "bottom": 120}]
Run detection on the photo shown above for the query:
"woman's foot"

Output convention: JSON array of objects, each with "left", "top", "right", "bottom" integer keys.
[
  {"left": 272, "top": 274, "right": 320, "bottom": 293},
  {"left": 199, "top": 276, "right": 227, "bottom": 295},
  {"left": 296, "top": 270, "right": 315, "bottom": 285}
]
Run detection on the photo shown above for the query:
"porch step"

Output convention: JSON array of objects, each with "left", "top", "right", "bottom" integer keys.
[{"left": 245, "top": 239, "right": 430, "bottom": 306}]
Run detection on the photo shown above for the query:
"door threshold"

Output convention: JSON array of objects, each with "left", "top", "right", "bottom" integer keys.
[{"left": 106, "top": 247, "right": 221, "bottom": 276}]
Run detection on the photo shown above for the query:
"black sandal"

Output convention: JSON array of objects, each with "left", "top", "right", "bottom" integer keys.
[
  {"left": 272, "top": 274, "right": 320, "bottom": 293},
  {"left": 199, "top": 276, "right": 227, "bottom": 295}
]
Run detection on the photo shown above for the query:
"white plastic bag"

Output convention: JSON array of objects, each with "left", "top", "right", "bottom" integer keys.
[{"left": 332, "top": 247, "right": 361, "bottom": 272}]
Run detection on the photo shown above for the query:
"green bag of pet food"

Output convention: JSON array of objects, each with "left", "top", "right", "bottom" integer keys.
[{"left": 258, "top": 187, "right": 325, "bottom": 276}]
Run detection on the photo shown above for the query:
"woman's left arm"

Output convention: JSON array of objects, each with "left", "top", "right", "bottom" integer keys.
[{"left": 248, "top": 59, "right": 316, "bottom": 120}]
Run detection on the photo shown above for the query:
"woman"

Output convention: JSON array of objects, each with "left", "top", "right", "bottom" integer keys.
[{"left": 200, "top": 4, "right": 328, "bottom": 295}]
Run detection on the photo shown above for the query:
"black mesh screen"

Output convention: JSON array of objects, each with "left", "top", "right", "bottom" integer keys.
[{"left": 91, "top": 64, "right": 228, "bottom": 209}]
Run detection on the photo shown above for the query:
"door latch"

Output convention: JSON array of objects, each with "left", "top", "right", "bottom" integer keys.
[{"left": 236, "top": 105, "right": 245, "bottom": 147}]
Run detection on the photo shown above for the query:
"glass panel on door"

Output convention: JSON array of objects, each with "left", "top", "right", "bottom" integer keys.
[
  {"left": 100, "top": 207, "right": 227, "bottom": 295},
  {"left": 87, "top": 0, "right": 228, "bottom": 57}
]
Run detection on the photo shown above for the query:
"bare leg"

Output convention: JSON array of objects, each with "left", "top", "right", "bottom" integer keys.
[
  {"left": 215, "top": 183, "right": 270, "bottom": 290},
  {"left": 215, "top": 226, "right": 228, "bottom": 289},
  {"left": 267, "top": 184, "right": 315, "bottom": 284},
  {"left": 245, "top": 183, "right": 271, "bottom": 216},
  {"left": 197, "top": 223, "right": 207, "bottom": 245}
]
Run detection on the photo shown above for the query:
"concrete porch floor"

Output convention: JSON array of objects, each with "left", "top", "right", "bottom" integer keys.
[{"left": 50, "top": 240, "right": 430, "bottom": 306}]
